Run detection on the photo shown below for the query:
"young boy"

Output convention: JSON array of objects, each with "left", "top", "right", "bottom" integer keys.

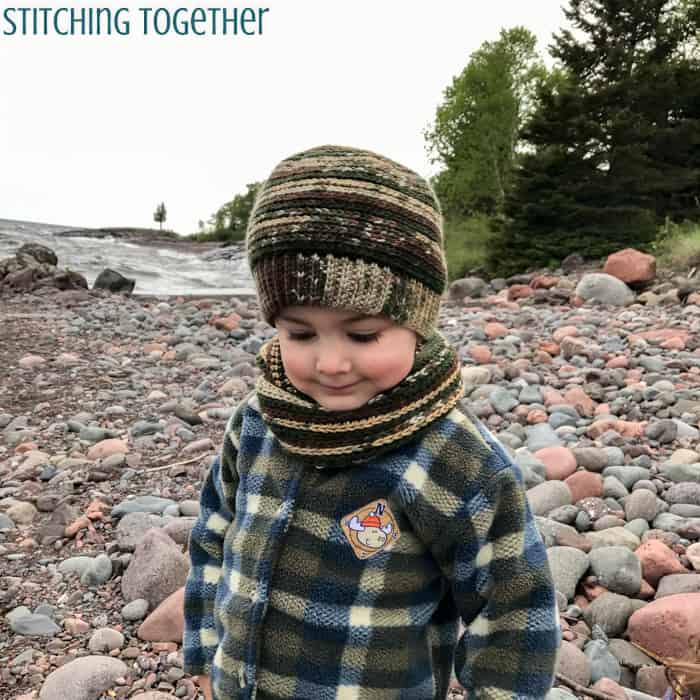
[{"left": 183, "top": 145, "right": 560, "bottom": 700}]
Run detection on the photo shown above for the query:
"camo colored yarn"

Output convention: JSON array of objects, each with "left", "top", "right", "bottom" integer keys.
[
  {"left": 245, "top": 144, "right": 447, "bottom": 339},
  {"left": 254, "top": 328, "right": 465, "bottom": 467}
]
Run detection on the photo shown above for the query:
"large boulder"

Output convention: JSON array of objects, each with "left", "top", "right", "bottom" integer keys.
[
  {"left": 0, "top": 243, "right": 87, "bottom": 293},
  {"left": 603, "top": 248, "right": 656, "bottom": 285},
  {"left": 448, "top": 276, "right": 488, "bottom": 301},
  {"left": 121, "top": 528, "right": 189, "bottom": 609},
  {"left": 627, "top": 593, "right": 700, "bottom": 660},
  {"left": 16, "top": 242, "right": 58, "bottom": 267},
  {"left": 575, "top": 273, "right": 635, "bottom": 307},
  {"left": 93, "top": 268, "right": 136, "bottom": 294}
]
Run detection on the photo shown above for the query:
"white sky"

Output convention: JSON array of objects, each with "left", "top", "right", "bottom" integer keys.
[{"left": 0, "top": 0, "right": 567, "bottom": 234}]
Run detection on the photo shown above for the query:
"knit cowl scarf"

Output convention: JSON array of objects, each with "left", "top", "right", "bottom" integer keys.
[{"left": 253, "top": 329, "right": 465, "bottom": 468}]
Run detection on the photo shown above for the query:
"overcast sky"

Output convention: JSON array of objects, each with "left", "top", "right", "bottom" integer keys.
[{"left": 1, "top": 0, "right": 567, "bottom": 235}]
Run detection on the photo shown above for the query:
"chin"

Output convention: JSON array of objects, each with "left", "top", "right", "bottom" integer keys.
[{"left": 314, "top": 391, "right": 369, "bottom": 412}]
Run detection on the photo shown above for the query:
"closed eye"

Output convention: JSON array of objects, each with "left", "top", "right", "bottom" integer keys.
[
  {"left": 287, "top": 332, "right": 380, "bottom": 343},
  {"left": 351, "top": 333, "right": 381, "bottom": 343}
]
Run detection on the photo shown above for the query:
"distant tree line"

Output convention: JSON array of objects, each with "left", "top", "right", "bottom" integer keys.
[{"left": 193, "top": 183, "right": 261, "bottom": 243}]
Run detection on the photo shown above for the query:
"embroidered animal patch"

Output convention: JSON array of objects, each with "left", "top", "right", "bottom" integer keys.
[{"left": 341, "top": 500, "right": 400, "bottom": 559}]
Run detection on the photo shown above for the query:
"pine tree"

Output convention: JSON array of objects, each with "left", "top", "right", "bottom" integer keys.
[
  {"left": 495, "top": 0, "right": 700, "bottom": 273},
  {"left": 153, "top": 202, "right": 167, "bottom": 231}
]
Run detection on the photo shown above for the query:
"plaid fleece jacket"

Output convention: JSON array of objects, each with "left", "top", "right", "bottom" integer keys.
[{"left": 183, "top": 393, "right": 560, "bottom": 700}]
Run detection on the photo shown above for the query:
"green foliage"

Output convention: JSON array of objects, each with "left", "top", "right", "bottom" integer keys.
[
  {"left": 153, "top": 202, "right": 167, "bottom": 231},
  {"left": 443, "top": 215, "right": 496, "bottom": 280},
  {"left": 495, "top": 0, "right": 700, "bottom": 274},
  {"left": 653, "top": 219, "right": 700, "bottom": 268},
  {"left": 191, "top": 182, "right": 261, "bottom": 242},
  {"left": 425, "top": 27, "right": 547, "bottom": 218}
]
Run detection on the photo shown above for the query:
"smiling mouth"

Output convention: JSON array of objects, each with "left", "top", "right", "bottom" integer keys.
[{"left": 322, "top": 382, "right": 358, "bottom": 391}]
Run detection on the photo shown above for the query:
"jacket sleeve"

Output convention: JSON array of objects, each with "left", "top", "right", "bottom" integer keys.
[
  {"left": 404, "top": 416, "right": 560, "bottom": 700},
  {"left": 183, "top": 424, "right": 240, "bottom": 676}
]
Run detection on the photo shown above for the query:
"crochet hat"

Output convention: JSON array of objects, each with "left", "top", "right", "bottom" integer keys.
[{"left": 245, "top": 144, "right": 448, "bottom": 339}]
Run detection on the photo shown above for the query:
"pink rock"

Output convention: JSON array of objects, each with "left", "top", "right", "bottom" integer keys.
[
  {"left": 635, "top": 539, "right": 688, "bottom": 586},
  {"left": 533, "top": 350, "right": 554, "bottom": 364},
  {"left": 507, "top": 284, "right": 533, "bottom": 300},
  {"left": 660, "top": 337, "right": 686, "bottom": 350},
  {"left": 627, "top": 593, "right": 700, "bottom": 660},
  {"left": 64, "top": 617, "right": 90, "bottom": 635},
  {"left": 553, "top": 325, "right": 579, "bottom": 343},
  {"left": 563, "top": 387, "right": 596, "bottom": 417},
  {"left": 484, "top": 322, "right": 509, "bottom": 339},
  {"left": 560, "top": 336, "right": 589, "bottom": 359},
  {"left": 686, "top": 542, "right": 700, "bottom": 571},
  {"left": 565, "top": 471, "right": 603, "bottom": 502},
  {"left": 531, "top": 275, "right": 559, "bottom": 289},
  {"left": 535, "top": 446, "right": 578, "bottom": 480},
  {"left": 629, "top": 328, "right": 689, "bottom": 345},
  {"left": 604, "top": 248, "right": 656, "bottom": 284},
  {"left": 606, "top": 356, "right": 629, "bottom": 369},
  {"left": 587, "top": 419, "right": 645, "bottom": 439},
  {"left": 87, "top": 439, "right": 128, "bottom": 461},
  {"left": 538, "top": 341, "right": 560, "bottom": 356},
  {"left": 143, "top": 342, "right": 167, "bottom": 354},
  {"left": 18, "top": 354, "right": 46, "bottom": 369},
  {"left": 688, "top": 292, "right": 700, "bottom": 306},
  {"left": 595, "top": 403, "right": 610, "bottom": 416},
  {"left": 469, "top": 346, "right": 492, "bottom": 364},
  {"left": 556, "top": 640, "right": 591, "bottom": 687},
  {"left": 14, "top": 442, "right": 38, "bottom": 454},
  {"left": 542, "top": 388, "right": 566, "bottom": 406},
  {"left": 592, "top": 679, "right": 627, "bottom": 700},
  {"left": 527, "top": 409, "right": 548, "bottom": 424},
  {"left": 636, "top": 666, "right": 669, "bottom": 697},
  {"left": 637, "top": 579, "right": 656, "bottom": 599},
  {"left": 209, "top": 313, "right": 241, "bottom": 332},
  {"left": 137, "top": 587, "right": 184, "bottom": 643}
]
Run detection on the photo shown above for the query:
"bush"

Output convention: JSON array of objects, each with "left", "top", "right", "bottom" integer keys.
[
  {"left": 443, "top": 215, "right": 495, "bottom": 281},
  {"left": 653, "top": 220, "right": 700, "bottom": 270}
]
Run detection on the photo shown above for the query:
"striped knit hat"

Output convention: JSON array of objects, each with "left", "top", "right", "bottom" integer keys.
[{"left": 245, "top": 144, "right": 447, "bottom": 339}]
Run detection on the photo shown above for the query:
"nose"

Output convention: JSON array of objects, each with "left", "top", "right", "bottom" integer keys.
[{"left": 315, "top": 339, "right": 352, "bottom": 375}]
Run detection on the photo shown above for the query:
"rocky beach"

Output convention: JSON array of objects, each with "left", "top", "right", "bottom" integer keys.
[{"left": 2, "top": 243, "right": 700, "bottom": 700}]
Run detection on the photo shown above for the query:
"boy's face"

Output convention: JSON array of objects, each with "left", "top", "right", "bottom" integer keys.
[{"left": 274, "top": 305, "right": 418, "bottom": 411}]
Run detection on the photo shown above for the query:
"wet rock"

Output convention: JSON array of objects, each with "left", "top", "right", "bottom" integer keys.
[{"left": 93, "top": 268, "right": 135, "bottom": 294}]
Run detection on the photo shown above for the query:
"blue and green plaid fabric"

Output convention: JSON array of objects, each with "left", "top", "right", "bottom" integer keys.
[{"left": 183, "top": 393, "right": 560, "bottom": 700}]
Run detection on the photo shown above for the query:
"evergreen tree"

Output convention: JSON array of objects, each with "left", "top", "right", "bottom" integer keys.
[
  {"left": 495, "top": 0, "right": 700, "bottom": 273},
  {"left": 153, "top": 202, "right": 167, "bottom": 231}
]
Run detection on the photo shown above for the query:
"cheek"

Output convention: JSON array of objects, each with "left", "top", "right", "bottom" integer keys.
[
  {"left": 278, "top": 344, "right": 311, "bottom": 380},
  {"left": 365, "top": 346, "right": 415, "bottom": 385}
]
